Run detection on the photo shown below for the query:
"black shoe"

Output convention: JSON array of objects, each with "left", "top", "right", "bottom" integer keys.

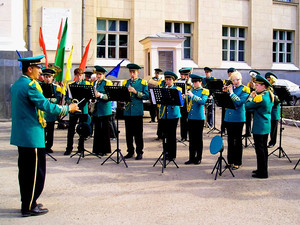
[
  {"left": 194, "top": 160, "right": 201, "bottom": 165},
  {"left": 267, "top": 144, "right": 275, "bottom": 148},
  {"left": 184, "top": 160, "right": 194, "bottom": 165},
  {"left": 22, "top": 205, "right": 48, "bottom": 217},
  {"left": 64, "top": 150, "right": 72, "bottom": 155},
  {"left": 124, "top": 153, "right": 134, "bottom": 159},
  {"left": 46, "top": 149, "right": 53, "bottom": 153},
  {"left": 232, "top": 165, "right": 240, "bottom": 170},
  {"left": 135, "top": 154, "right": 143, "bottom": 160},
  {"left": 252, "top": 174, "right": 268, "bottom": 179}
]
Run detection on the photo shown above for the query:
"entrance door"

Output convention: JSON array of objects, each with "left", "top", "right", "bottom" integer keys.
[{"left": 158, "top": 51, "right": 174, "bottom": 72}]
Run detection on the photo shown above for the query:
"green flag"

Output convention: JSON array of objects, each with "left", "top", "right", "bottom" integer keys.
[{"left": 54, "top": 18, "right": 68, "bottom": 81}]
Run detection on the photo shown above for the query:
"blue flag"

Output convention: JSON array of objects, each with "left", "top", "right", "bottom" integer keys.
[
  {"left": 105, "top": 59, "right": 125, "bottom": 78},
  {"left": 16, "top": 50, "right": 22, "bottom": 69}
]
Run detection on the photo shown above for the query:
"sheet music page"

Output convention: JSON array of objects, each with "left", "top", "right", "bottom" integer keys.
[{"left": 150, "top": 89, "right": 156, "bottom": 104}]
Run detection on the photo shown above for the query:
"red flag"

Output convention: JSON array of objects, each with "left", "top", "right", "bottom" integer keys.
[
  {"left": 55, "top": 19, "right": 63, "bottom": 60},
  {"left": 79, "top": 39, "right": 92, "bottom": 72},
  {"left": 39, "top": 27, "right": 48, "bottom": 68}
]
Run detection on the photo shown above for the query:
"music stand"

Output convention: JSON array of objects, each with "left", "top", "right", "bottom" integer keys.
[
  {"left": 294, "top": 159, "right": 300, "bottom": 169},
  {"left": 210, "top": 135, "right": 235, "bottom": 180},
  {"left": 268, "top": 85, "right": 292, "bottom": 163},
  {"left": 101, "top": 86, "right": 131, "bottom": 167},
  {"left": 68, "top": 84, "right": 99, "bottom": 164},
  {"left": 174, "top": 80, "right": 186, "bottom": 94},
  {"left": 151, "top": 88, "right": 183, "bottom": 173},
  {"left": 206, "top": 79, "right": 223, "bottom": 134}
]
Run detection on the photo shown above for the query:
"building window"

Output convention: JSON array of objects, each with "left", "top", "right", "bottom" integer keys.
[
  {"left": 273, "top": 30, "right": 293, "bottom": 63},
  {"left": 97, "top": 19, "right": 129, "bottom": 59},
  {"left": 165, "top": 22, "right": 192, "bottom": 59},
  {"left": 222, "top": 27, "right": 246, "bottom": 62}
]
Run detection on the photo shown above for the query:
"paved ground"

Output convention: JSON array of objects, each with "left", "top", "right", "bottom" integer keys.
[{"left": 0, "top": 108, "right": 300, "bottom": 225}]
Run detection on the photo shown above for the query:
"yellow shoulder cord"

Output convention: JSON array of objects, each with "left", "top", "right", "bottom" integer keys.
[
  {"left": 158, "top": 105, "right": 166, "bottom": 119},
  {"left": 29, "top": 80, "right": 46, "bottom": 128},
  {"left": 186, "top": 96, "right": 193, "bottom": 113}
]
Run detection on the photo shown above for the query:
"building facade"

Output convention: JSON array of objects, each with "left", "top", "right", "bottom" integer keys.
[{"left": 0, "top": 0, "right": 299, "bottom": 118}]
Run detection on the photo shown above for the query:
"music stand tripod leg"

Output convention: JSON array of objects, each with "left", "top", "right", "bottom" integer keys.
[
  {"left": 46, "top": 152, "right": 57, "bottom": 161},
  {"left": 294, "top": 159, "right": 300, "bottom": 170}
]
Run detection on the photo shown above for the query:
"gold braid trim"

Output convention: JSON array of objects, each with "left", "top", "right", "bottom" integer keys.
[
  {"left": 186, "top": 96, "right": 193, "bottom": 113},
  {"left": 158, "top": 105, "right": 166, "bottom": 119},
  {"left": 29, "top": 80, "right": 46, "bottom": 128}
]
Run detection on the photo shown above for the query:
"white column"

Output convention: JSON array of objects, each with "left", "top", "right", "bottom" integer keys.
[{"left": 0, "top": 0, "right": 26, "bottom": 51}]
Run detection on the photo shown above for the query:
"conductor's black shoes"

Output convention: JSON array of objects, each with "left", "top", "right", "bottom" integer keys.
[
  {"left": 124, "top": 153, "right": 134, "bottom": 159},
  {"left": 22, "top": 206, "right": 48, "bottom": 217},
  {"left": 135, "top": 154, "right": 143, "bottom": 160}
]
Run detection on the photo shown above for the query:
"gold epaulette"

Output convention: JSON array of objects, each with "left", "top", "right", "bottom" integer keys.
[
  {"left": 55, "top": 84, "right": 62, "bottom": 93},
  {"left": 122, "top": 80, "right": 127, "bottom": 86},
  {"left": 253, "top": 95, "right": 263, "bottom": 103},
  {"left": 202, "top": 88, "right": 209, "bottom": 96},
  {"left": 105, "top": 79, "right": 113, "bottom": 86},
  {"left": 242, "top": 85, "right": 250, "bottom": 94},
  {"left": 141, "top": 79, "right": 147, "bottom": 85},
  {"left": 176, "top": 86, "right": 182, "bottom": 93},
  {"left": 85, "top": 81, "right": 91, "bottom": 85}
]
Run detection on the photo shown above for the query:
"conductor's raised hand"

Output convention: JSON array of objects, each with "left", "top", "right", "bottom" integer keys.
[{"left": 69, "top": 103, "right": 81, "bottom": 113}]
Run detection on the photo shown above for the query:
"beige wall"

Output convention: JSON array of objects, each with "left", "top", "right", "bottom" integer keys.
[{"left": 24, "top": 0, "right": 299, "bottom": 70}]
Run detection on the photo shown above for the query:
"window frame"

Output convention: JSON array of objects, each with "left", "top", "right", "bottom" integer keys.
[
  {"left": 222, "top": 26, "right": 246, "bottom": 62},
  {"left": 273, "top": 30, "right": 294, "bottom": 64},
  {"left": 165, "top": 21, "right": 193, "bottom": 60},
  {"left": 96, "top": 19, "right": 129, "bottom": 59}
]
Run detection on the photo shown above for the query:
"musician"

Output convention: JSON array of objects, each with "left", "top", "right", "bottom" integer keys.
[
  {"left": 223, "top": 71, "right": 250, "bottom": 170},
  {"left": 244, "top": 70, "right": 258, "bottom": 137},
  {"left": 221, "top": 67, "right": 236, "bottom": 135},
  {"left": 148, "top": 68, "right": 163, "bottom": 123},
  {"left": 177, "top": 68, "right": 192, "bottom": 141},
  {"left": 159, "top": 71, "right": 182, "bottom": 161},
  {"left": 245, "top": 74, "right": 274, "bottom": 179},
  {"left": 202, "top": 67, "right": 215, "bottom": 127},
  {"left": 92, "top": 66, "right": 113, "bottom": 156},
  {"left": 84, "top": 70, "right": 93, "bottom": 82},
  {"left": 42, "top": 68, "right": 62, "bottom": 153},
  {"left": 64, "top": 68, "right": 91, "bottom": 155},
  {"left": 185, "top": 74, "right": 209, "bottom": 165},
  {"left": 265, "top": 72, "right": 280, "bottom": 148},
  {"left": 122, "top": 63, "right": 149, "bottom": 160},
  {"left": 11, "top": 55, "right": 79, "bottom": 216}
]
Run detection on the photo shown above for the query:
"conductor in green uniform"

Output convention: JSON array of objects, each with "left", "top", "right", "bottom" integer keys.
[{"left": 10, "top": 55, "right": 79, "bottom": 217}]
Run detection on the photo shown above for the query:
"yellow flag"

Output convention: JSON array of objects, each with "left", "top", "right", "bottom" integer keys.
[{"left": 62, "top": 45, "right": 73, "bottom": 95}]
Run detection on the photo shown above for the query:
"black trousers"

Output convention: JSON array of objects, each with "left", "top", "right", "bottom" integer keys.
[
  {"left": 188, "top": 119, "right": 204, "bottom": 161},
  {"left": 18, "top": 147, "right": 46, "bottom": 212},
  {"left": 66, "top": 114, "right": 86, "bottom": 151},
  {"left": 93, "top": 116, "right": 111, "bottom": 154},
  {"left": 156, "top": 119, "right": 163, "bottom": 139},
  {"left": 221, "top": 107, "right": 227, "bottom": 134},
  {"left": 253, "top": 134, "right": 269, "bottom": 177},
  {"left": 205, "top": 100, "right": 213, "bottom": 127},
  {"left": 124, "top": 116, "right": 144, "bottom": 155},
  {"left": 180, "top": 107, "right": 188, "bottom": 140},
  {"left": 269, "top": 120, "right": 278, "bottom": 146},
  {"left": 109, "top": 113, "right": 118, "bottom": 138},
  {"left": 161, "top": 118, "right": 179, "bottom": 159},
  {"left": 227, "top": 122, "right": 244, "bottom": 165},
  {"left": 149, "top": 104, "right": 157, "bottom": 122},
  {"left": 245, "top": 110, "right": 253, "bottom": 136},
  {"left": 45, "top": 121, "right": 55, "bottom": 151}
]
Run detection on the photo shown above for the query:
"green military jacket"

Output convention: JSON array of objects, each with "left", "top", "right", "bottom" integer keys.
[
  {"left": 10, "top": 75, "right": 69, "bottom": 148},
  {"left": 122, "top": 78, "right": 149, "bottom": 116},
  {"left": 245, "top": 90, "right": 274, "bottom": 135},
  {"left": 92, "top": 79, "right": 113, "bottom": 117}
]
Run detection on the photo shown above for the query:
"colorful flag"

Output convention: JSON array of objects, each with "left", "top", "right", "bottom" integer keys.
[
  {"left": 54, "top": 18, "right": 68, "bottom": 81},
  {"left": 55, "top": 19, "right": 63, "bottom": 60},
  {"left": 39, "top": 27, "right": 48, "bottom": 68},
  {"left": 79, "top": 39, "right": 92, "bottom": 72},
  {"left": 62, "top": 46, "right": 73, "bottom": 95},
  {"left": 105, "top": 59, "right": 125, "bottom": 78}
]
